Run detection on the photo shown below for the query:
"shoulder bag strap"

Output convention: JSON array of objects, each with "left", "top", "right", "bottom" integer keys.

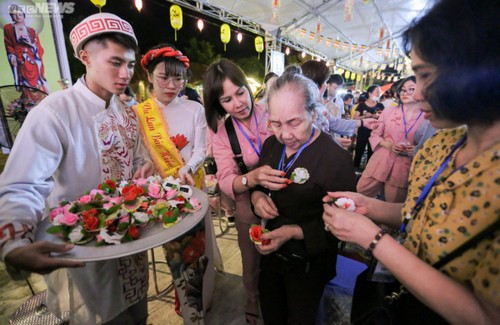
[
  {"left": 225, "top": 117, "right": 249, "bottom": 174},
  {"left": 433, "top": 218, "right": 500, "bottom": 269}
]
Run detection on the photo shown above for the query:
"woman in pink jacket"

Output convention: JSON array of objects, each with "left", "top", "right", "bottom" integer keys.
[
  {"left": 203, "top": 59, "right": 288, "bottom": 324},
  {"left": 357, "top": 76, "right": 425, "bottom": 202}
]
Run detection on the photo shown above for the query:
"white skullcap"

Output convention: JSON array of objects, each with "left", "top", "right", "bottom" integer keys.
[{"left": 69, "top": 13, "right": 137, "bottom": 58}]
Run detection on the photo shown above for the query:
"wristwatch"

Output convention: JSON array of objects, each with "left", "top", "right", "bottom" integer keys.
[{"left": 242, "top": 175, "right": 249, "bottom": 187}]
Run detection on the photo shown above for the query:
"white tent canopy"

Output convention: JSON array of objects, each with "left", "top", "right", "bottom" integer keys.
[{"left": 171, "top": 0, "right": 436, "bottom": 76}]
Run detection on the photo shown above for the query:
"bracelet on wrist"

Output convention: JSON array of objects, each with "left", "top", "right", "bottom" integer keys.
[{"left": 366, "top": 229, "right": 387, "bottom": 255}]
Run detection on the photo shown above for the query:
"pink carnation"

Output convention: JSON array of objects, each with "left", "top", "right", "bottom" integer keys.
[
  {"left": 78, "top": 195, "right": 93, "bottom": 204},
  {"left": 148, "top": 183, "right": 162, "bottom": 198},
  {"left": 103, "top": 203, "right": 114, "bottom": 210},
  {"left": 89, "top": 189, "right": 105, "bottom": 196},
  {"left": 109, "top": 197, "right": 122, "bottom": 205},
  {"left": 134, "top": 178, "right": 148, "bottom": 186},
  {"left": 165, "top": 189, "right": 177, "bottom": 200},
  {"left": 49, "top": 206, "right": 65, "bottom": 221},
  {"left": 59, "top": 212, "right": 79, "bottom": 226},
  {"left": 120, "top": 216, "right": 130, "bottom": 224},
  {"left": 190, "top": 198, "right": 201, "bottom": 209}
]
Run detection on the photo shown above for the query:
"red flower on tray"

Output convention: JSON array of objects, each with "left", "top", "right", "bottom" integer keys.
[
  {"left": 171, "top": 134, "right": 189, "bottom": 151},
  {"left": 47, "top": 176, "right": 202, "bottom": 246}
]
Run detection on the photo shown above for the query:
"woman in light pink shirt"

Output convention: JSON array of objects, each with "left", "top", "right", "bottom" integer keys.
[
  {"left": 203, "top": 59, "right": 288, "bottom": 324},
  {"left": 357, "top": 76, "right": 425, "bottom": 202}
]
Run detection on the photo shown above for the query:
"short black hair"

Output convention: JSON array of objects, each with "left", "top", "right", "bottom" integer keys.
[
  {"left": 327, "top": 74, "right": 344, "bottom": 86},
  {"left": 402, "top": 0, "right": 499, "bottom": 125},
  {"left": 343, "top": 93, "right": 354, "bottom": 101}
]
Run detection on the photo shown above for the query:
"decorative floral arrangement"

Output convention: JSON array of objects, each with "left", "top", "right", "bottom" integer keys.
[
  {"left": 249, "top": 224, "right": 270, "bottom": 245},
  {"left": 328, "top": 197, "right": 356, "bottom": 211},
  {"left": 47, "top": 176, "right": 201, "bottom": 245},
  {"left": 7, "top": 98, "right": 36, "bottom": 122},
  {"left": 290, "top": 167, "right": 309, "bottom": 184}
]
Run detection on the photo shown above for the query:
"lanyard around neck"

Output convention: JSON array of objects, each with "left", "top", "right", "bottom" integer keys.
[
  {"left": 278, "top": 126, "right": 316, "bottom": 173},
  {"left": 233, "top": 110, "right": 262, "bottom": 157},
  {"left": 401, "top": 104, "right": 423, "bottom": 140},
  {"left": 400, "top": 135, "right": 467, "bottom": 234}
]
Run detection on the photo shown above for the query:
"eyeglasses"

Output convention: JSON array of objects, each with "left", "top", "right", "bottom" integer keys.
[
  {"left": 152, "top": 75, "right": 185, "bottom": 88},
  {"left": 399, "top": 88, "right": 415, "bottom": 95}
]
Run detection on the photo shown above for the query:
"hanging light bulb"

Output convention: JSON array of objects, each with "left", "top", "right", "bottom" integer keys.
[
  {"left": 285, "top": 47, "right": 290, "bottom": 55},
  {"left": 301, "top": 51, "right": 306, "bottom": 58},
  {"left": 135, "top": 0, "right": 142, "bottom": 12},
  {"left": 237, "top": 32, "right": 243, "bottom": 43},
  {"left": 197, "top": 19, "right": 204, "bottom": 32}
]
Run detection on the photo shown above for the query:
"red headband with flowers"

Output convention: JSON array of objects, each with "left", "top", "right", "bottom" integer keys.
[{"left": 140, "top": 47, "right": 190, "bottom": 71}]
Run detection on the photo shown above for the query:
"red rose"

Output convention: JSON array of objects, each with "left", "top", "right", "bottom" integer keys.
[
  {"left": 127, "top": 225, "right": 140, "bottom": 239},
  {"left": 105, "top": 179, "right": 117, "bottom": 190},
  {"left": 82, "top": 208, "right": 98, "bottom": 219},
  {"left": 249, "top": 224, "right": 270, "bottom": 245},
  {"left": 123, "top": 185, "right": 145, "bottom": 202},
  {"left": 124, "top": 191, "right": 138, "bottom": 202},
  {"left": 83, "top": 215, "right": 99, "bottom": 231}
]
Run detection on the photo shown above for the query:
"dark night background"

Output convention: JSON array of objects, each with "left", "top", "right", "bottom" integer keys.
[{"left": 62, "top": 0, "right": 304, "bottom": 87}]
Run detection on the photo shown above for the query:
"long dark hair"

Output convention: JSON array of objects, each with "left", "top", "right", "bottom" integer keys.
[
  {"left": 402, "top": 0, "right": 499, "bottom": 125},
  {"left": 203, "top": 59, "right": 254, "bottom": 132}
]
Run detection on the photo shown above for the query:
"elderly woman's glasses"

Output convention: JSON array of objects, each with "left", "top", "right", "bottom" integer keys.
[
  {"left": 399, "top": 87, "right": 415, "bottom": 95},
  {"left": 152, "top": 75, "right": 185, "bottom": 88}
]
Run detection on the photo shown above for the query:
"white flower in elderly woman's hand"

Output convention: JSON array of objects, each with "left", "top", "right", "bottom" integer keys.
[
  {"left": 290, "top": 167, "right": 309, "bottom": 184},
  {"left": 329, "top": 197, "right": 356, "bottom": 212}
]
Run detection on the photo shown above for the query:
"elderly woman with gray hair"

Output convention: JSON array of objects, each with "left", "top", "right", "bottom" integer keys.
[{"left": 251, "top": 72, "right": 356, "bottom": 324}]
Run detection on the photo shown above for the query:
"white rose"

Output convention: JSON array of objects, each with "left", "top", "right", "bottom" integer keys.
[
  {"left": 134, "top": 212, "right": 150, "bottom": 223},
  {"left": 290, "top": 167, "right": 310, "bottom": 184},
  {"left": 68, "top": 225, "right": 84, "bottom": 243},
  {"left": 335, "top": 197, "right": 356, "bottom": 211},
  {"left": 99, "top": 229, "right": 124, "bottom": 245}
]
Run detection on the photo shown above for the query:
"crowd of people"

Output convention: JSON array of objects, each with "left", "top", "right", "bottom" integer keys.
[{"left": 0, "top": 0, "right": 498, "bottom": 324}]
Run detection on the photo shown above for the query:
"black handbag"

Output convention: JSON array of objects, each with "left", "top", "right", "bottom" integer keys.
[
  {"left": 351, "top": 219, "right": 499, "bottom": 325},
  {"left": 203, "top": 157, "right": 217, "bottom": 175},
  {"left": 266, "top": 216, "right": 308, "bottom": 265}
]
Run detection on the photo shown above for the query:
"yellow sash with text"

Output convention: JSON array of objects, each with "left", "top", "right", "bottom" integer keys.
[{"left": 135, "top": 98, "right": 204, "bottom": 188}]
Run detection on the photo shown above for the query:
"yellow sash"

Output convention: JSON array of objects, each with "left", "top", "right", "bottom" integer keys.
[{"left": 135, "top": 98, "right": 205, "bottom": 188}]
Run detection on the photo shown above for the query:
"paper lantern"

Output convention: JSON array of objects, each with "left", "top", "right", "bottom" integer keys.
[
  {"left": 90, "top": 0, "right": 106, "bottom": 12},
  {"left": 237, "top": 32, "right": 243, "bottom": 43},
  {"left": 170, "top": 5, "right": 183, "bottom": 41},
  {"left": 255, "top": 36, "right": 264, "bottom": 59},
  {"left": 135, "top": 0, "right": 143, "bottom": 12},
  {"left": 220, "top": 24, "right": 231, "bottom": 51},
  {"left": 197, "top": 19, "right": 204, "bottom": 32}
]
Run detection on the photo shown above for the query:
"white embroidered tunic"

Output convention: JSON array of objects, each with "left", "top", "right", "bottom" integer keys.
[{"left": 0, "top": 78, "right": 150, "bottom": 324}]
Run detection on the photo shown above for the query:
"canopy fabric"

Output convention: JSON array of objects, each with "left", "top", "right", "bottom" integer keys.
[{"left": 197, "top": 0, "right": 436, "bottom": 73}]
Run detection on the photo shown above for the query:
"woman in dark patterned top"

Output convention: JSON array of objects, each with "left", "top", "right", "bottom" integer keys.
[{"left": 251, "top": 73, "right": 356, "bottom": 324}]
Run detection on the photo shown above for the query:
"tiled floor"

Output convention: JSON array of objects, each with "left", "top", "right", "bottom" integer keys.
[{"left": 1, "top": 221, "right": 258, "bottom": 325}]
